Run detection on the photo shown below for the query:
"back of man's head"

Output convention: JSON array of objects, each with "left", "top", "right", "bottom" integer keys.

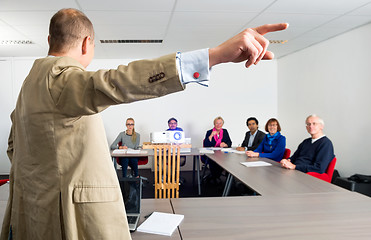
[{"left": 48, "top": 8, "right": 94, "bottom": 54}]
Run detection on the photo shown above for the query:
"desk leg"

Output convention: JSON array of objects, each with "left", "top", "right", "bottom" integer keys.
[
  {"left": 196, "top": 155, "right": 201, "bottom": 195},
  {"left": 112, "top": 157, "right": 118, "bottom": 176},
  {"left": 222, "top": 173, "right": 233, "bottom": 197},
  {"left": 193, "top": 155, "right": 202, "bottom": 196}
]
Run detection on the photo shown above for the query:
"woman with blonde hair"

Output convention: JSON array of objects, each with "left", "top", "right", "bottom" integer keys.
[
  {"left": 111, "top": 117, "right": 141, "bottom": 177},
  {"left": 203, "top": 116, "right": 232, "bottom": 182}
]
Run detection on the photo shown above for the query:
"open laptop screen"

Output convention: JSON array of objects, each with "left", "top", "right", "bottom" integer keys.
[{"left": 119, "top": 177, "right": 142, "bottom": 214}]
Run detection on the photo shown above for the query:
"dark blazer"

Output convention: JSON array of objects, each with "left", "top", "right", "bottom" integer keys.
[
  {"left": 203, "top": 128, "right": 232, "bottom": 148},
  {"left": 241, "top": 130, "right": 266, "bottom": 151}
]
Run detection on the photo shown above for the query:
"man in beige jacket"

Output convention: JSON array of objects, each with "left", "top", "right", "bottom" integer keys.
[{"left": 2, "top": 8, "right": 287, "bottom": 240}]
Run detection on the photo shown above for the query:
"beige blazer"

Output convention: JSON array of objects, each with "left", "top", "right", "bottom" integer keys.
[{"left": 1, "top": 54, "right": 183, "bottom": 240}]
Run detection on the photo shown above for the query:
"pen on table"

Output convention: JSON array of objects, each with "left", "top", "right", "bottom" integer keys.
[{"left": 144, "top": 212, "right": 153, "bottom": 219}]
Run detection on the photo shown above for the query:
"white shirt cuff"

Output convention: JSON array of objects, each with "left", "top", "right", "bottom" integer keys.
[{"left": 176, "top": 49, "right": 210, "bottom": 87}]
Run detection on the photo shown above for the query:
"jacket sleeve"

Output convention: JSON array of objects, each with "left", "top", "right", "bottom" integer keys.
[
  {"left": 135, "top": 133, "right": 141, "bottom": 149},
  {"left": 241, "top": 132, "right": 249, "bottom": 148},
  {"left": 222, "top": 129, "right": 232, "bottom": 147},
  {"left": 110, "top": 132, "right": 123, "bottom": 150},
  {"left": 7, "top": 111, "right": 15, "bottom": 162},
  {"left": 203, "top": 130, "right": 215, "bottom": 147},
  {"left": 259, "top": 135, "right": 286, "bottom": 162},
  {"left": 49, "top": 54, "right": 184, "bottom": 117},
  {"left": 254, "top": 136, "right": 266, "bottom": 153}
]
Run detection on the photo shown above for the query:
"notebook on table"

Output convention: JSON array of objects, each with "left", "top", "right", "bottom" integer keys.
[{"left": 119, "top": 177, "right": 142, "bottom": 231}]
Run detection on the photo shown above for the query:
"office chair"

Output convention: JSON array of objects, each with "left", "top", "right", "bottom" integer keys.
[
  {"left": 282, "top": 148, "right": 291, "bottom": 159},
  {"left": 116, "top": 142, "right": 148, "bottom": 181},
  {"left": 0, "top": 179, "right": 9, "bottom": 186},
  {"left": 152, "top": 144, "right": 181, "bottom": 199},
  {"left": 307, "top": 157, "right": 337, "bottom": 183}
]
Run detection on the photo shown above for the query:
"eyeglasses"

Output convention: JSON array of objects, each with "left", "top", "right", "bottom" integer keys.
[{"left": 126, "top": 123, "right": 134, "bottom": 126}]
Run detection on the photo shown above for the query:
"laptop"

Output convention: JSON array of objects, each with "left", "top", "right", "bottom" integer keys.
[{"left": 119, "top": 177, "right": 142, "bottom": 232}]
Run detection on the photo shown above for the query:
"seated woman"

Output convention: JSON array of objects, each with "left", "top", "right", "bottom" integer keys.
[
  {"left": 246, "top": 118, "right": 286, "bottom": 162},
  {"left": 203, "top": 116, "right": 232, "bottom": 181},
  {"left": 110, "top": 117, "right": 140, "bottom": 177}
]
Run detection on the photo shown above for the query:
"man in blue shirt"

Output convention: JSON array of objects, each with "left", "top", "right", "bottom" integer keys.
[
  {"left": 280, "top": 115, "right": 335, "bottom": 174},
  {"left": 167, "top": 117, "right": 183, "bottom": 131}
]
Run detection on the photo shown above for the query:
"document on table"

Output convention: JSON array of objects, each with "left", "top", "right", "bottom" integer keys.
[
  {"left": 240, "top": 161, "right": 272, "bottom": 167},
  {"left": 112, "top": 149, "right": 127, "bottom": 154},
  {"left": 126, "top": 149, "right": 147, "bottom": 154},
  {"left": 198, "top": 148, "right": 215, "bottom": 154},
  {"left": 136, "top": 212, "right": 184, "bottom": 236}
]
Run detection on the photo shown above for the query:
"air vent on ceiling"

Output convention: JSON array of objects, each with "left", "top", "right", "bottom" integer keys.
[
  {"left": 269, "top": 40, "right": 288, "bottom": 44},
  {"left": 0, "top": 40, "right": 33, "bottom": 45},
  {"left": 100, "top": 40, "right": 163, "bottom": 44}
]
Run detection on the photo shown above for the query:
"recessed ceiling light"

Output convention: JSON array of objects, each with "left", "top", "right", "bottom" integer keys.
[
  {"left": 0, "top": 40, "right": 34, "bottom": 45},
  {"left": 269, "top": 40, "right": 288, "bottom": 44},
  {"left": 100, "top": 39, "right": 163, "bottom": 44}
]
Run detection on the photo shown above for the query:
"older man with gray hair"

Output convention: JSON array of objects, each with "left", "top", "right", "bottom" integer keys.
[{"left": 280, "top": 114, "right": 335, "bottom": 173}]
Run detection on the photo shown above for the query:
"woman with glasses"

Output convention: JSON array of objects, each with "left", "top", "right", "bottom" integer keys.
[
  {"left": 111, "top": 117, "right": 141, "bottom": 177},
  {"left": 246, "top": 118, "right": 286, "bottom": 162}
]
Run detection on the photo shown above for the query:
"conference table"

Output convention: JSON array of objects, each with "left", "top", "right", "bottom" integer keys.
[
  {"left": 205, "top": 150, "right": 346, "bottom": 196},
  {"left": 170, "top": 192, "right": 371, "bottom": 239},
  {"left": 111, "top": 148, "right": 203, "bottom": 195}
]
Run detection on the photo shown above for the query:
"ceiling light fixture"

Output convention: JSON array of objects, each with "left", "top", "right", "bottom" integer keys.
[
  {"left": 269, "top": 40, "right": 288, "bottom": 44},
  {"left": 0, "top": 40, "right": 33, "bottom": 45}
]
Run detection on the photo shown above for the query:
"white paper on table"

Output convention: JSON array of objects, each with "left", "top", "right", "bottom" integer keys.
[
  {"left": 126, "top": 149, "right": 148, "bottom": 154},
  {"left": 220, "top": 148, "right": 234, "bottom": 153},
  {"left": 198, "top": 148, "right": 215, "bottom": 154},
  {"left": 112, "top": 149, "right": 127, "bottom": 154},
  {"left": 136, "top": 212, "right": 184, "bottom": 236},
  {"left": 233, "top": 150, "right": 246, "bottom": 154},
  {"left": 240, "top": 161, "right": 272, "bottom": 167}
]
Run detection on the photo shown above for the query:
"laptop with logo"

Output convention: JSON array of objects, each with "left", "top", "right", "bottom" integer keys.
[{"left": 119, "top": 177, "right": 142, "bottom": 231}]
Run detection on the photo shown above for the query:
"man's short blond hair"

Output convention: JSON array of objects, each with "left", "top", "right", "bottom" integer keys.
[{"left": 48, "top": 8, "right": 94, "bottom": 54}]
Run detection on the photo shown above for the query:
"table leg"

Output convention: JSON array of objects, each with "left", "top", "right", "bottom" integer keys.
[
  {"left": 222, "top": 173, "right": 233, "bottom": 197},
  {"left": 192, "top": 155, "right": 202, "bottom": 196}
]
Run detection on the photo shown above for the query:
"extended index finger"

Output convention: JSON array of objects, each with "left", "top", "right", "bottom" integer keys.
[{"left": 254, "top": 23, "right": 289, "bottom": 36}]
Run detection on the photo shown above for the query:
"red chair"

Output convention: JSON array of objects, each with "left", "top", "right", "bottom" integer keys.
[
  {"left": 116, "top": 142, "right": 148, "bottom": 177},
  {"left": 0, "top": 179, "right": 9, "bottom": 186},
  {"left": 282, "top": 148, "right": 291, "bottom": 160},
  {"left": 307, "top": 157, "right": 337, "bottom": 183}
]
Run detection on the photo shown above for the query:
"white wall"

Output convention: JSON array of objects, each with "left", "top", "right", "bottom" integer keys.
[
  {"left": 0, "top": 57, "right": 278, "bottom": 174},
  {"left": 278, "top": 22, "right": 371, "bottom": 177}
]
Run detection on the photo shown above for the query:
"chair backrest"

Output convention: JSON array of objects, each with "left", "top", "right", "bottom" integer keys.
[
  {"left": 307, "top": 157, "right": 337, "bottom": 183},
  {"left": 282, "top": 148, "right": 291, "bottom": 160},
  {"left": 325, "top": 157, "right": 337, "bottom": 180},
  {"left": 153, "top": 144, "right": 181, "bottom": 199}
]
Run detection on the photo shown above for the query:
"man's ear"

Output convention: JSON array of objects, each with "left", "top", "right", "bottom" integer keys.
[{"left": 81, "top": 36, "right": 89, "bottom": 55}]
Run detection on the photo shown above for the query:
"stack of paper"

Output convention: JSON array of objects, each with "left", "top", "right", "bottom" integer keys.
[
  {"left": 240, "top": 161, "right": 272, "bottom": 167},
  {"left": 137, "top": 212, "right": 184, "bottom": 236},
  {"left": 198, "top": 148, "right": 215, "bottom": 154},
  {"left": 112, "top": 149, "right": 127, "bottom": 154}
]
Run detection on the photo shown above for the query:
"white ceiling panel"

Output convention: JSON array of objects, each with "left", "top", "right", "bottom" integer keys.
[
  {"left": 78, "top": 0, "right": 175, "bottom": 12},
  {"left": 171, "top": 12, "right": 257, "bottom": 26},
  {"left": 175, "top": 0, "right": 276, "bottom": 12},
  {"left": 0, "top": 0, "right": 78, "bottom": 11},
  {"left": 85, "top": 11, "right": 172, "bottom": 26},
  {"left": 0, "top": 0, "right": 371, "bottom": 59},
  {"left": 266, "top": 0, "right": 371, "bottom": 14},
  {"left": 0, "top": 12, "right": 54, "bottom": 26}
]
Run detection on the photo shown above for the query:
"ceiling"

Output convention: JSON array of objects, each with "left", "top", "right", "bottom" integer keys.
[{"left": 1, "top": 0, "right": 371, "bottom": 60}]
